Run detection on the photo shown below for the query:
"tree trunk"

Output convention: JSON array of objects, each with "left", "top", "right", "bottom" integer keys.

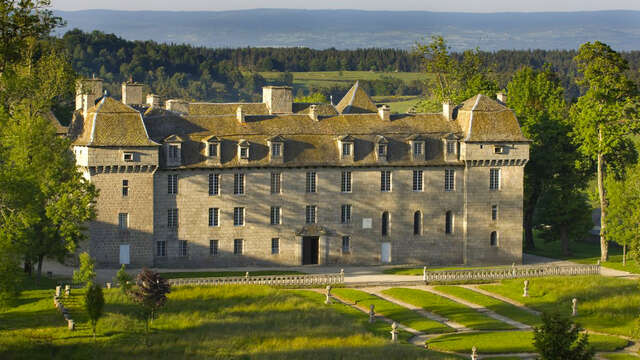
[
  {"left": 597, "top": 127, "right": 608, "bottom": 262},
  {"left": 37, "top": 254, "right": 44, "bottom": 277},
  {"left": 561, "top": 227, "right": 571, "bottom": 256}
]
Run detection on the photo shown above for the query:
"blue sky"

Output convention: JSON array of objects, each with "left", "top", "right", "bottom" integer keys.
[{"left": 52, "top": 0, "right": 640, "bottom": 12}]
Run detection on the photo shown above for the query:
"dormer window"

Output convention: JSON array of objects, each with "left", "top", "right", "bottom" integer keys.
[
  {"left": 123, "top": 152, "right": 134, "bottom": 162},
  {"left": 268, "top": 135, "right": 285, "bottom": 164},
  {"left": 208, "top": 143, "right": 218, "bottom": 157},
  {"left": 442, "top": 133, "right": 461, "bottom": 162},
  {"left": 375, "top": 135, "right": 389, "bottom": 162},
  {"left": 238, "top": 139, "right": 250, "bottom": 164},
  {"left": 407, "top": 135, "right": 426, "bottom": 161},
  {"left": 204, "top": 135, "right": 221, "bottom": 165},
  {"left": 337, "top": 135, "right": 355, "bottom": 162},
  {"left": 163, "top": 134, "right": 184, "bottom": 167},
  {"left": 447, "top": 141, "right": 456, "bottom": 154}
]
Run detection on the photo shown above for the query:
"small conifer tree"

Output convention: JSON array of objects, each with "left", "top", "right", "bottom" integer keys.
[
  {"left": 533, "top": 312, "right": 593, "bottom": 360},
  {"left": 84, "top": 281, "right": 104, "bottom": 340},
  {"left": 115, "top": 264, "right": 132, "bottom": 294}
]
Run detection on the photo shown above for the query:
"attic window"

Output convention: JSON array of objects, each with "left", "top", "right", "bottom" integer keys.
[
  {"left": 123, "top": 152, "right": 134, "bottom": 162},
  {"left": 378, "top": 143, "right": 387, "bottom": 157},
  {"left": 494, "top": 146, "right": 504, "bottom": 154},
  {"left": 271, "top": 143, "right": 281, "bottom": 157},
  {"left": 168, "top": 145, "right": 180, "bottom": 160},
  {"left": 342, "top": 142, "right": 352, "bottom": 156},
  {"left": 240, "top": 147, "right": 249, "bottom": 159},
  {"left": 413, "top": 142, "right": 424, "bottom": 156},
  {"left": 447, "top": 141, "right": 456, "bottom": 154},
  {"left": 208, "top": 143, "right": 218, "bottom": 157}
]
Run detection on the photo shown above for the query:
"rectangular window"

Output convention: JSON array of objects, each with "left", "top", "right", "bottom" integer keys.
[
  {"left": 305, "top": 205, "right": 317, "bottom": 224},
  {"left": 271, "top": 238, "right": 280, "bottom": 255},
  {"left": 167, "top": 208, "right": 178, "bottom": 228},
  {"left": 491, "top": 205, "right": 498, "bottom": 221},
  {"left": 413, "top": 170, "right": 423, "bottom": 191},
  {"left": 123, "top": 152, "right": 134, "bottom": 162},
  {"left": 413, "top": 142, "right": 423, "bottom": 156},
  {"left": 178, "top": 240, "right": 188, "bottom": 257},
  {"left": 270, "top": 206, "right": 281, "bottom": 225},
  {"left": 445, "top": 211, "right": 453, "bottom": 234},
  {"left": 168, "top": 174, "right": 178, "bottom": 194},
  {"left": 122, "top": 179, "right": 129, "bottom": 197},
  {"left": 341, "top": 171, "right": 352, "bottom": 193},
  {"left": 306, "top": 171, "right": 317, "bottom": 193},
  {"left": 156, "top": 240, "right": 166, "bottom": 257},
  {"left": 209, "top": 208, "right": 219, "bottom": 227},
  {"left": 341, "top": 204, "right": 352, "bottom": 224},
  {"left": 209, "top": 240, "right": 218, "bottom": 256},
  {"left": 239, "top": 147, "right": 249, "bottom": 159},
  {"left": 233, "top": 207, "right": 245, "bottom": 226},
  {"left": 271, "top": 172, "right": 281, "bottom": 194},
  {"left": 342, "top": 142, "right": 352, "bottom": 156},
  {"left": 169, "top": 145, "right": 179, "bottom": 160},
  {"left": 118, "top": 213, "right": 128, "bottom": 230},
  {"left": 378, "top": 144, "right": 386, "bottom": 157},
  {"left": 380, "top": 170, "right": 391, "bottom": 192},
  {"left": 208, "top": 173, "right": 220, "bottom": 196},
  {"left": 234, "top": 173, "right": 245, "bottom": 195},
  {"left": 234, "top": 239, "right": 243, "bottom": 255},
  {"left": 271, "top": 143, "right": 282, "bottom": 157},
  {"left": 447, "top": 141, "right": 456, "bottom": 154},
  {"left": 208, "top": 143, "right": 217, "bottom": 157},
  {"left": 445, "top": 169, "right": 455, "bottom": 191},
  {"left": 490, "top": 168, "right": 501, "bottom": 190},
  {"left": 342, "top": 236, "right": 351, "bottom": 254}
]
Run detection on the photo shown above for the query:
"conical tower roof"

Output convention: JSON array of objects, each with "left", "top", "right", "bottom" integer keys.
[{"left": 335, "top": 81, "right": 378, "bottom": 114}]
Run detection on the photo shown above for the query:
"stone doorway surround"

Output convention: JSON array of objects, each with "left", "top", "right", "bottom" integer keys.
[{"left": 296, "top": 224, "right": 331, "bottom": 265}]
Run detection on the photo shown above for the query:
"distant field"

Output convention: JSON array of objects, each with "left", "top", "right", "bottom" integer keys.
[{"left": 259, "top": 71, "right": 430, "bottom": 86}]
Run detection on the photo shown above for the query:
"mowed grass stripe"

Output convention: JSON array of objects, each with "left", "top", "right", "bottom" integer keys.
[
  {"left": 426, "top": 330, "right": 628, "bottom": 354},
  {"left": 433, "top": 286, "right": 542, "bottom": 327},
  {"left": 331, "top": 288, "right": 454, "bottom": 334},
  {"left": 381, "top": 288, "right": 514, "bottom": 330},
  {"left": 478, "top": 276, "right": 640, "bottom": 337}
]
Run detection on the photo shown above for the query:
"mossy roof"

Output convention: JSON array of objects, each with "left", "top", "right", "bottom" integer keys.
[
  {"left": 72, "top": 97, "right": 159, "bottom": 147},
  {"left": 458, "top": 94, "right": 529, "bottom": 142},
  {"left": 188, "top": 102, "right": 269, "bottom": 116},
  {"left": 335, "top": 81, "right": 378, "bottom": 114}
]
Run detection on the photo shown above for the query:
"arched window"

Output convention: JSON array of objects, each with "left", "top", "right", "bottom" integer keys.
[
  {"left": 445, "top": 211, "right": 453, "bottom": 234},
  {"left": 382, "top": 211, "right": 390, "bottom": 236},
  {"left": 413, "top": 211, "right": 422, "bottom": 235},
  {"left": 490, "top": 231, "right": 498, "bottom": 246}
]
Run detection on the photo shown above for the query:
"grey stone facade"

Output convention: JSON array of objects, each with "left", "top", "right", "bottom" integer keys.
[{"left": 70, "top": 80, "right": 529, "bottom": 268}]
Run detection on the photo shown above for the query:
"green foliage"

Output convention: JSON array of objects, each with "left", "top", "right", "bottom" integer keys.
[
  {"left": 605, "top": 164, "right": 640, "bottom": 260},
  {"left": 295, "top": 92, "right": 328, "bottom": 103},
  {"left": 533, "top": 312, "right": 594, "bottom": 360},
  {"left": 569, "top": 41, "right": 640, "bottom": 261},
  {"left": 413, "top": 35, "right": 499, "bottom": 111},
  {"left": 84, "top": 281, "right": 104, "bottom": 339},
  {"left": 115, "top": 264, "right": 132, "bottom": 293},
  {"left": 72, "top": 252, "right": 96, "bottom": 284}
]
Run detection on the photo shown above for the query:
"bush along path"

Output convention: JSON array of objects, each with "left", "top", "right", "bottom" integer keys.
[{"left": 313, "top": 285, "right": 634, "bottom": 359}]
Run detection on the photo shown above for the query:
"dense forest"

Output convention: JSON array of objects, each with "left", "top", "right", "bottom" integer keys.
[{"left": 57, "top": 29, "right": 640, "bottom": 104}]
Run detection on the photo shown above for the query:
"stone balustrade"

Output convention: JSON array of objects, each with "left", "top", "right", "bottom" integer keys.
[
  {"left": 167, "top": 272, "right": 345, "bottom": 287},
  {"left": 423, "top": 264, "right": 600, "bottom": 283}
]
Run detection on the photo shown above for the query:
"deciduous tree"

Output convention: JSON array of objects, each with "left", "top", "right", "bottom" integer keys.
[
  {"left": 570, "top": 41, "right": 639, "bottom": 261},
  {"left": 129, "top": 268, "right": 170, "bottom": 345}
]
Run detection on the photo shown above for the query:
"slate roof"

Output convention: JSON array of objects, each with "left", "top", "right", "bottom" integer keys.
[
  {"left": 72, "top": 97, "right": 159, "bottom": 147},
  {"left": 69, "top": 82, "right": 529, "bottom": 168},
  {"left": 335, "top": 81, "right": 378, "bottom": 114}
]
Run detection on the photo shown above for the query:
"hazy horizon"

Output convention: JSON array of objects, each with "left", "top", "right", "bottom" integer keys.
[{"left": 51, "top": 0, "right": 640, "bottom": 13}]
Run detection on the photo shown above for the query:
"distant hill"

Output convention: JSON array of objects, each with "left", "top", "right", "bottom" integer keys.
[{"left": 54, "top": 9, "right": 640, "bottom": 51}]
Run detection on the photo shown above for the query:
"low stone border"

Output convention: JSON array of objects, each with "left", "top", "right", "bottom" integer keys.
[{"left": 53, "top": 285, "right": 75, "bottom": 331}]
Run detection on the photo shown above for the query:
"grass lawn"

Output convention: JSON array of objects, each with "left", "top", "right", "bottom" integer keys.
[
  {"left": 331, "top": 288, "right": 454, "bottom": 334},
  {"left": 478, "top": 276, "right": 640, "bottom": 337},
  {"left": 383, "top": 266, "right": 510, "bottom": 275},
  {"left": 382, "top": 288, "right": 514, "bottom": 330},
  {"left": 157, "top": 270, "right": 305, "bottom": 279},
  {"left": 526, "top": 235, "right": 640, "bottom": 274},
  {"left": 602, "top": 354, "right": 640, "bottom": 360},
  {"left": 0, "top": 285, "right": 463, "bottom": 359},
  {"left": 372, "top": 95, "right": 421, "bottom": 113},
  {"left": 426, "top": 330, "right": 628, "bottom": 354},
  {"left": 432, "top": 286, "right": 542, "bottom": 327}
]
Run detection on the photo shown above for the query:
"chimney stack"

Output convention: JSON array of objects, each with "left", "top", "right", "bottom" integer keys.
[
  {"left": 146, "top": 94, "right": 161, "bottom": 107},
  {"left": 496, "top": 92, "right": 507, "bottom": 104},
  {"left": 262, "top": 86, "right": 293, "bottom": 114},
  {"left": 237, "top": 105, "right": 245, "bottom": 123},
  {"left": 378, "top": 104, "right": 391, "bottom": 121},
  {"left": 76, "top": 78, "right": 103, "bottom": 119},
  {"left": 442, "top": 100, "right": 454, "bottom": 120},
  {"left": 309, "top": 105, "right": 319, "bottom": 122},
  {"left": 122, "top": 81, "right": 143, "bottom": 106}
]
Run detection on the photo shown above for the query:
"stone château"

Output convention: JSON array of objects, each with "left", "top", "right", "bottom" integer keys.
[{"left": 68, "top": 78, "right": 529, "bottom": 268}]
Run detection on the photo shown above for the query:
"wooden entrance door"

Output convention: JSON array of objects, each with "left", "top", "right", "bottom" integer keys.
[{"left": 302, "top": 236, "right": 319, "bottom": 265}]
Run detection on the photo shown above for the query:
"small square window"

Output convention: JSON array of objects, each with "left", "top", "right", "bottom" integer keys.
[
  {"left": 240, "top": 146, "right": 249, "bottom": 159},
  {"left": 123, "top": 152, "right": 134, "bottom": 162},
  {"left": 494, "top": 146, "right": 504, "bottom": 154}
]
